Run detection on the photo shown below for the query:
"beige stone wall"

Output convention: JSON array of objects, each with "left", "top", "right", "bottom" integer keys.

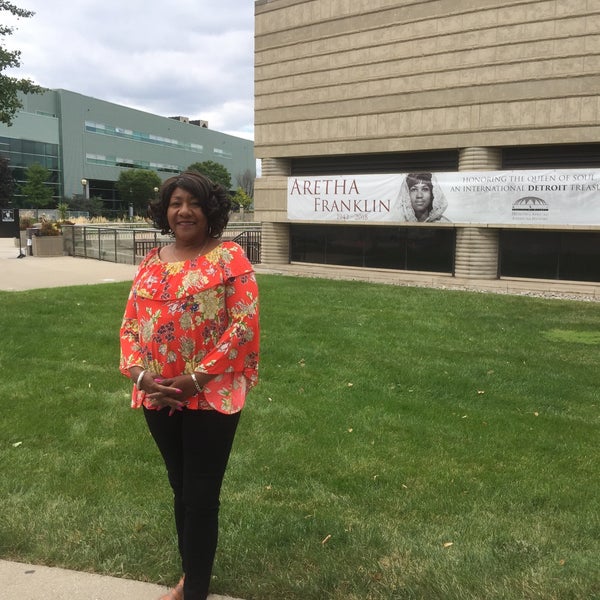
[{"left": 255, "top": 0, "right": 600, "bottom": 158}]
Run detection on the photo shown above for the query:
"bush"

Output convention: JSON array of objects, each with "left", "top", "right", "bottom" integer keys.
[
  {"left": 19, "top": 215, "right": 35, "bottom": 230},
  {"left": 39, "top": 220, "right": 61, "bottom": 236}
]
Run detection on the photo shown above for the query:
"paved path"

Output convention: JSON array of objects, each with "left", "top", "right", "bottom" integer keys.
[
  {"left": 0, "top": 560, "right": 243, "bottom": 600},
  {"left": 0, "top": 237, "right": 137, "bottom": 291},
  {"left": 0, "top": 236, "right": 242, "bottom": 599}
]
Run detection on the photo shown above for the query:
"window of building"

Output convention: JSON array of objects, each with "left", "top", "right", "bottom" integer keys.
[
  {"left": 86, "top": 153, "right": 180, "bottom": 173},
  {"left": 0, "top": 136, "right": 61, "bottom": 201},
  {"left": 502, "top": 144, "right": 600, "bottom": 169},
  {"left": 291, "top": 150, "right": 459, "bottom": 175},
  {"left": 291, "top": 225, "right": 455, "bottom": 273},
  {"left": 500, "top": 230, "right": 600, "bottom": 282},
  {"left": 213, "top": 148, "right": 233, "bottom": 159},
  {"left": 84, "top": 121, "right": 204, "bottom": 153}
]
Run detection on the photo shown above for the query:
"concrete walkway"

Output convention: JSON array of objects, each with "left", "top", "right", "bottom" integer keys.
[
  {"left": 1, "top": 560, "right": 169, "bottom": 600},
  {"left": 0, "top": 560, "right": 244, "bottom": 599},
  {"left": 0, "top": 237, "right": 138, "bottom": 291},
  {"left": 0, "top": 235, "right": 241, "bottom": 599}
]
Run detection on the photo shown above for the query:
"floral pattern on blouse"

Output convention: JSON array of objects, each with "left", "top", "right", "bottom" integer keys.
[{"left": 120, "top": 241, "right": 259, "bottom": 414}]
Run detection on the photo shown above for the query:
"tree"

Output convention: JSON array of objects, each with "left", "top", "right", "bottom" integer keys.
[
  {"left": 187, "top": 160, "right": 232, "bottom": 191},
  {"left": 68, "top": 194, "right": 104, "bottom": 218},
  {"left": 235, "top": 169, "right": 255, "bottom": 199},
  {"left": 231, "top": 187, "right": 253, "bottom": 212},
  {"left": 115, "top": 169, "right": 162, "bottom": 214},
  {"left": 0, "top": 1, "right": 43, "bottom": 126},
  {"left": 0, "top": 155, "right": 14, "bottom": 208},
  {"left": 20, "top": 163, "right": 53, "bottom": 207}
]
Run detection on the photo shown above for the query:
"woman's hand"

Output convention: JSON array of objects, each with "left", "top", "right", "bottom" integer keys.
[
  {"left": 138, "top": 372, "right": 188, "bottom": 416},
  {"left": 133, "top": 370, "right": 211, "bottom": 416}
]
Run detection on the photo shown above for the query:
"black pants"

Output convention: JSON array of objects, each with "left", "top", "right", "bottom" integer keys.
[{"left": 144, "top": 407, "right": 241, "bottom": 600}]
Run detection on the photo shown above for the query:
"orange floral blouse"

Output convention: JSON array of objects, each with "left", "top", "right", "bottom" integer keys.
[{"left": 119, "top": 241, "right": 259, "bottom": 414}]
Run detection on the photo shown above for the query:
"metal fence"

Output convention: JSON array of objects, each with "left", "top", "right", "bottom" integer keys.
[{"left": 62, "top": 224, "right": 261, "bottom": 265}]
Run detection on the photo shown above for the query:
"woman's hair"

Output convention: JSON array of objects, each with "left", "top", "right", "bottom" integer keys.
[
  {"left": 406, "top": 172, "right": 434, "bottom": 196},
  {"left": 149, "top": 170, "right": 232, "bottom": 236}
]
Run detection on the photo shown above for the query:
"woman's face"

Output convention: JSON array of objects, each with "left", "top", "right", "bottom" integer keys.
[
  {"left": 409, "top": 181, "right": 432, "bottom": 217},
  {"left": 167, "top": 186, "right": 208, "bottom": 243}
]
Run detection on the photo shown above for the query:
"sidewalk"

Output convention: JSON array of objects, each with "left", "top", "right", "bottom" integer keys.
[
  {"left": 0, "top": 560, "right": 242, "bottom": 600},
  {"left": 0, "top": 235, "right": 243, "bottom": 599},
  {"left": 0, "top": 237, "right": 138, "bottom": 291}
]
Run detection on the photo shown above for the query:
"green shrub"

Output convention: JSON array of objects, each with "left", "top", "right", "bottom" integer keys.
[
  {"left": 19, "top": 215, "right": 35, "bottom": 230},
  {"left": 39, "top": 219, "right": 61, "bottom": 236}
]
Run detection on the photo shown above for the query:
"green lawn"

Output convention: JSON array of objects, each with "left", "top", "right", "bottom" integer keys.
[{"left": 0, "top": 275, "right": 598, "bottom": 599}]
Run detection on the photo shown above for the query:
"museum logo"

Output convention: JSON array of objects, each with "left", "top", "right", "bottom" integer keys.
[
  {"left": 511, "top": 196, "right": 549, "bottom": 222},
  {"left": 512, "top": 196, "right": 549, "bottom": 213}
]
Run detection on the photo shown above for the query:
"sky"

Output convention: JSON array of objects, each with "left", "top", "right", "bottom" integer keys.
[{"left": 4, "top": 0, "right": 255, "bottom": 140}]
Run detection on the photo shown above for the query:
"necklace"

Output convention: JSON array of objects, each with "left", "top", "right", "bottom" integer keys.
[{"left": 170, "top": 237, "right": 211, "bottom": 262}]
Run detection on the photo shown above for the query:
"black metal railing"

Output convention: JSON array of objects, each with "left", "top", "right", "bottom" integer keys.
[
  {"left": 63, "top": 224, "right": 261, "bottom": 265},
  {"left": 231, "top": 229, "right": 261, "bottom": 264}
]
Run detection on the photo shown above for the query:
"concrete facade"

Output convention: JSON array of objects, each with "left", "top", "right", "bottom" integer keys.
[{"left": 254, "top": 0, "right": 600, "bottom": 285}]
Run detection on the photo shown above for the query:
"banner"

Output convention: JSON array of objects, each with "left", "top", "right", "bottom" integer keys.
[{"left": 287, "top": 169, "right": 600, "bottom": 226}]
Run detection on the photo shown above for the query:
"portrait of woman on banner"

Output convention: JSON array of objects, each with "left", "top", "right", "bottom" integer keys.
[{"left": 397, "top": 172, "right": 451, "bottom": 223}]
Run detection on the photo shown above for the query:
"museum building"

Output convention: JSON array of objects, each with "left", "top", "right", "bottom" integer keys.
[{"left": 254, "top": 0, "right": 600, "bottom": 287}]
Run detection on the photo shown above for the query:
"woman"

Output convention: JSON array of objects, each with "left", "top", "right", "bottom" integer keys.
[
  {"left": 397, "top": 172, "right": 450, "bottom": 222},
  {"left": 120, "top": 170, "right": 260, "bottom": 600}
]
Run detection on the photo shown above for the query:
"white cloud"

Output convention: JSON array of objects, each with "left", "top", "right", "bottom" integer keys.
[{"left": 4, "top": 0, "right": 255, "bottom": 139}]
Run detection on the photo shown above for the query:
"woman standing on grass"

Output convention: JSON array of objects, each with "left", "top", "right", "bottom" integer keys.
[{"left": 119, "top": 170, "right": 260, "bottom": 600}]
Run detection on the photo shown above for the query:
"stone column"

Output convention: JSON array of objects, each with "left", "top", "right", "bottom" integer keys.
[
  {"left": 256, "top": 158, "right": 291, "bottom": 265},
  {"left": 261, "top": 158, "right": 291, "bottom": 177},
  {"left": 454, "top": 228, "right": 500, "bottom": 279},
  {"left": 261, "top": 221, "right": 290, "bottom": 264},
  {"left": 454, "top": 147, "right": 502, "bottom": 279},
  {"left": 458, "top": 146, "right": 502, "bottom": 171}
]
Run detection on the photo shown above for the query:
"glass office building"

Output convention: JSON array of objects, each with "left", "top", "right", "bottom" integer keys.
[{"left": 0, "top": 89, "right": 254, "bottom": 213}]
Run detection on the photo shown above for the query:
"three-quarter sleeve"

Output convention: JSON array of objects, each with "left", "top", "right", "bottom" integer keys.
[
  {"left": 195, "top": 271, "right": 260, "bottom": 379},
  {"left": 119, "top": 269, "right": 145, "bottom": 376}
]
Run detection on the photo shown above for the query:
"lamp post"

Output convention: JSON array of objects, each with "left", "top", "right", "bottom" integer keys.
[{"left": 81, "top": 178, "right": 89, "bottom": 200}]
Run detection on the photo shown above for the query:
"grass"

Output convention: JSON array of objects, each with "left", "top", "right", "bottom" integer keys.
[{"left": 0, "top": 275, "right": 598, "bottom": 599}]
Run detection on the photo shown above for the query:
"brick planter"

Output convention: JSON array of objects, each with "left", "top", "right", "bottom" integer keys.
[{"left": 32, "top": 235, "right": 64, "bottom": 257}]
